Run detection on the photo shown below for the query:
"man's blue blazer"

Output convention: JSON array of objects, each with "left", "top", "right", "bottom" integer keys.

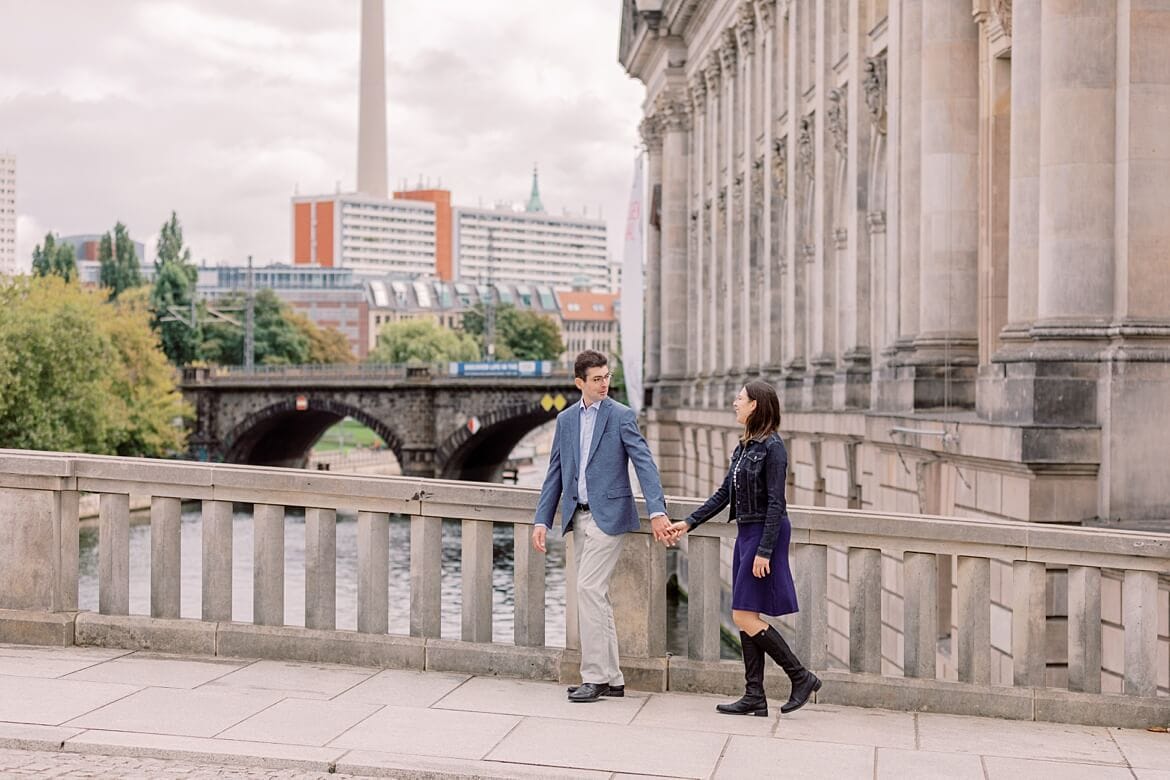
[{"left": 533, "top": 396, "right": 667, "bottom": 535}]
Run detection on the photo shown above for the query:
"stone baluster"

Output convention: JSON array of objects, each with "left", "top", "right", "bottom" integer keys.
[
  {"left": 409, "top": 515, "right": 442, "bottom": 638},
  {"left": 149, "top": 496, "right": 181, "bottom": 619},
  {"left": 513, "top": 521, "right": 545, "bottom": 647},
  {"left": 357, "top": 510, "right": 389, "bottom": 634},
  {"left": 902, "top": 551, "right": 937, "bottom": 678},
  {"left": 956, "top": 555, "right": 990, "bottom": 684},
  {"left": 253, "top": 504, "right": 285, "bottom": 627},
  {"left": 304, "top": 507, "right": 337, "bottom": 631},
  {"left": 848, "top": 547, "right": 882, "bottom": 674},
  {"left": 98, "top": 493, "right": 130, "bottom": 616},
  {"left": 795, "top": 543, "right": 828, "bottom": 670},
  {"left": 1123, "top": 570, "right": 1159, "bottom": 697},
  {"left": 686, "top": 533, "right": 722, "bottom": 661},
  {"left": 1011, "top": 560, "right": 1047, "bottom": 687},
  {"left": 461, "top": 518, "right": 494, "bottom": 643},
  {"left": 201, "top": 500, "right": 233, "bottom": 622},
  {"left": 1066, "top": 565, "right": 1101, "bottom": 693}
]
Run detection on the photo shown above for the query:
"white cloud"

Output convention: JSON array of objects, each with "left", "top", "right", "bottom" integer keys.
[{"left": 0, "top": 1, "right": 646, "bottom": 267}]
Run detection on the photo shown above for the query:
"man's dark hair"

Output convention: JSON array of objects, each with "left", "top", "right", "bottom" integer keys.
[
  {"left": 741, "top": 380, "right": 781, "bottom": 442},
  {"left": 574, "top": 350, "right": 608, "bottom": 380}
]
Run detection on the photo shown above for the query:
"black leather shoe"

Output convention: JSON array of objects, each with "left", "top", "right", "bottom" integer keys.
[
  {"left": 567, "top": 682, "right": 610, "bottom": 702},
  {"left": 566, "top": 684, "right": 624, "bottom": 697}
]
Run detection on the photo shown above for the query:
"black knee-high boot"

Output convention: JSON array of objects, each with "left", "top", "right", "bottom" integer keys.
[
  {"left": 715, "top": 631, "right": 768, "bottom": 717},
  {"left": 754, "top": 625, "right": 821, "bottom": 714}
]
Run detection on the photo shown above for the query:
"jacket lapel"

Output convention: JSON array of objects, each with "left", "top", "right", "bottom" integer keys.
[
  {"left": 586, "top": 398, "right": 611, "bottom": 469},
  {"left": 565, "top": 406, "right": 580, "bottom": 477}
]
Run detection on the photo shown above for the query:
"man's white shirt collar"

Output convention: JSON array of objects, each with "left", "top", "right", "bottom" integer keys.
[{"left": 580, "top": 397, "right": 604, "bottom": 412}]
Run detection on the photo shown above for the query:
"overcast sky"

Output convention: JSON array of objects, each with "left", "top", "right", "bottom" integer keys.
[{"left": 0, "top": 0, "right": 645, "bottom": 269}]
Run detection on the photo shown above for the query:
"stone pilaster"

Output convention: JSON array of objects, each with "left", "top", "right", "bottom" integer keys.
[
  {"left": 639, "top": 115, "right": 663, "bottom": 386},
  {"left": 656, "top": 88, "right": 692, "bottom": 390}
]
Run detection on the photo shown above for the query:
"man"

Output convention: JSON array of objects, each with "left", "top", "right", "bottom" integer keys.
[{"left": 532, "top": 349, "right": 672, "bottom": 703}]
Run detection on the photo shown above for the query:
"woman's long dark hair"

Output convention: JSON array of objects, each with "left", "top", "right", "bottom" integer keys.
[{"left": 741, "top": 380, "right": 781, "bottom": 443}]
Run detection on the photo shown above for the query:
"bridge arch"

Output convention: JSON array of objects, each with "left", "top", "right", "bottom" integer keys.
[
  {"left": 436, "top": 402, "right": 559, "bottom": 482},
  {"left": 221, "top": 398, "right": 404, "bottom": 468}
]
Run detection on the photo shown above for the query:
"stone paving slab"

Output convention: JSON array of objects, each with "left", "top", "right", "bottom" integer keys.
[
  {"left": 432, "top": 675, "right": 646, "bottom": 725},
  {"left": 337, "top": 748, "right": 610, "bottom": 779},
  {"left": 64, "top": 686, "right": 285, "bottom": 738},
  {"left": 0, "top": 747, "right": 350, "bottom": 778},
  {"left": 0, "top": 722, "right": 84, "bottom": 751},
  {"left": 0, "top": 644, "right": 130, "bottom": 679},
  {"left": 327, "top": 704, "right": 520, "bottom": 760},
  {"left": 713, "top": 734, "right": 875, "bottom": 778},
  {"left": 982, "top": 755, "right": 1136, "bottom": 779},
  {"left": 219, "top": 698, "right": 383, "bottom": 747},
  {"left": 63, "top": 729, "right": 345, "bottom": 772},
  {"left": 62, "top": 652, "right": 246, "bottom": 689},
  {"left": 916, "top": 711, "right": 1127, "bottom": 765},
  {"left": 487, "top": 717, "right": 729, "bottom": 778},
  {"left": 333, "top": 668, "right": 470, "bottom": 708},
  {"left": 630, "top": 690, "right": 779, "bottom": 737},
  {"left": 0, "top": 674, "right": 139, "bottom": 726},
  {"left": 873, "top": 747, "right": 984, "bottom": 779},
  {"left": 1112, "top": 724, "right": 1170, "bottom": 770},
  {"left": 202, "top": 658, "right": 376, "bottom": 700},
  {"left": 770, "top": 703, "right": 917, "bottom": 749}
]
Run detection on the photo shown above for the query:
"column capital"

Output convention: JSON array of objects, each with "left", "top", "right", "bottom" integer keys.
[
  {"left": 719, "top": 29, "right": 738, "bottom": 72},
  {"left": 639, "top": 116, "right": 663, "bottom": 151},
  {"left": 703, "top": 51, "right": 722, "bottom": 92},
  {"left": 755, "top": 0, "right": 776, "bottom": 31},
  {"left": 798, "top": 115, "right": 815, "bottom": 180},
  {"left": 863, "top": 54, "right": 888, "bottom": 135},
  {"left": 652, "top": 89, "right": 692, "bottom": 132},
  {"left": 772, "top": 136, "right": 788, "bottom": 192},
  {"left": 992, "top": 0, "right": 1012, "bottom": 37},
  {"left": 736, "top": 1, "right": 756, "bottom": 54},
  {"left": 689, "top": 73, "right": 707, "bottom": 114}
]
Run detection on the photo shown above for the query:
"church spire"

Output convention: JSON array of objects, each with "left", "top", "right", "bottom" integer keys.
[{"left": 525, "top": 164, "right": 545, "bottom": 213}]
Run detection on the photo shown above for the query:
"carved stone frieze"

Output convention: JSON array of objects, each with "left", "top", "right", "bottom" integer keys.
[
  {"left": 798, "top": 115, "right": 815, "bottom": 180},
  {"left": 862, "top": 54, "right": 887, "bottom": 135},
  {"left": 992, "top": 0, "right": 1012, "bottom": 36},
  {"left": 827, "top": 87, "right": 847, "bottom": 157},
  {"left": 772, "top": 136, "right": 788, "bottom": 193}
]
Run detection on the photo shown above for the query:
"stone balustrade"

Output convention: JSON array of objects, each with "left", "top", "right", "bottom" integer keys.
[{"left": 0, "top": 449, "right": 1167, "bottom": 728}]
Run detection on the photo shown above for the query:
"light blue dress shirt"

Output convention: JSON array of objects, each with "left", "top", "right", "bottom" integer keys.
[{"left": 577, "top": 398, "right": 601, "bottom": 504}]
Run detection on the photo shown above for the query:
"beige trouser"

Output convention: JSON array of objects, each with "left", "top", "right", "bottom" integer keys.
[{"left": 573, "top": 509, "right": 625, "bottom": 686}]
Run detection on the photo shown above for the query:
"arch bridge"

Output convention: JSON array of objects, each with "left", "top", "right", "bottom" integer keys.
[{"left": 181, "top": 363, "right": 580, "bottom": 481}]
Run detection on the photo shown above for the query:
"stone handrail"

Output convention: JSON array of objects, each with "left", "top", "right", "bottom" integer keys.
[{"left": 0, "top": 449, "right": 1166, "bottom": 728}]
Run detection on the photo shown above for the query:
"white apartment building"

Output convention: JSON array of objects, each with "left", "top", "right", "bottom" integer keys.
[
  {"left": 292, "top": 193, "right": 440, "bottom": 278},
  {"left": 0, "top": 155, "right": 16, "bottom": 275},
  {"left": 454, "top": 206, "right": 610, "bottom": 291}
]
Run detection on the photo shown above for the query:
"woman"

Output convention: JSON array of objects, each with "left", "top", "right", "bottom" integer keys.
[{"left": 668, "top": 380, "right": 820, "bottom": 717}]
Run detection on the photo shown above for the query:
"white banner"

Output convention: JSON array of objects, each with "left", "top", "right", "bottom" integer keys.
[{"left": 619, "top": 155, "right": 645, "bottom": 414}]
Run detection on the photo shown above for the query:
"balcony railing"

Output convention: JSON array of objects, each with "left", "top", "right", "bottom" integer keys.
[{"left": 0, "top": 449, "right": 1166, "bottom": 728}]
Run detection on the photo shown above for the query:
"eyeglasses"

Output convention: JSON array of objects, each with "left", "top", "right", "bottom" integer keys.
[{"left": 586, "top": 373, "right": 613, "bottom": 385}]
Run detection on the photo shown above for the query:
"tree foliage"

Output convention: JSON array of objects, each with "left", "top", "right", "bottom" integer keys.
[
  {"left": 462, "top": 303, "right": 564, "bottom": 361},
  {"left": 98, "top": 222, "right": 144, "bottom": 300},
  {"left": 286, "top": 311, "right": 356, "bottom": 364},
  {"left": 199, "top": 289, "right": 310, "bottom": 366},
  {"left": 150, "top": 212, "right": 201, "bottom": 366},
  {"left": 0, "top": 276, "right": 188, "bottom": 456},
  {"left": 30, "top": 233, "right": 78, "bottom": 282},
  {"left": 367, "top": 318, "right": 479, "bottom": 364}
]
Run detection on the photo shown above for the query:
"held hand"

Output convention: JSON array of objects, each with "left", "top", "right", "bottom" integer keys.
[
  {"left": 532, "top": 524, "right": 548, "bottom": 553},
  {"left": 752, "top": 555, "right": 771, "bottom": 578},
  {"left": 650, "top": 514, "right": 672, "bottom": 544},
  {"left": 666, "top": 521, "right": 689, "bottom": 543}
]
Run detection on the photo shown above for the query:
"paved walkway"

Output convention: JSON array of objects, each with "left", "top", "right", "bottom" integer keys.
[{"left": 0, "top": 643, "right": 1167, "bottom": 779}]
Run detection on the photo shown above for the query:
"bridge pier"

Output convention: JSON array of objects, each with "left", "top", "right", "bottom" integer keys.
[{"left": 398, "top": 447, "right": 437, "bottom": 478}]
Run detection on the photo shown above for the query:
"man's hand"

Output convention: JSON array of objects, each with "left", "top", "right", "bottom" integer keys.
[
  {"left": 532, "top": 524, "right": 548, "bottom": 553},
  {"left": 650, "top": 514, "right": 673, "bottom": 545}
]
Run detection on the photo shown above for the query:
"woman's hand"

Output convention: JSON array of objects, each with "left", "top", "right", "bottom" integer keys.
[
  {"left": 752, "top": 555, "right": 771, "bottom": 578},
  {"left": 662, "top": 521, "right": 688, "bottom": 545}
]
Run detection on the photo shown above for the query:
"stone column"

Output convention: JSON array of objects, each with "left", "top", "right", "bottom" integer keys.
[
  {"left": 641, "top": 117, "right": 664, "bottom": 386},
  {"left": 703, "top": 54, "right": 723, "bottom": 396},
  {"left": 737, "top": 4, "right": 758, "bottom": 375},
  {"left": 805, "top": 0, "right": 834, "bottom": 409},
  {"left": 1004, "top": 0, "right": 1040, "bottom": 339},
  {"left": 657, "top": 87, "right": 692, "bottom": 392},
  {"left": 912, "top": 0, "right": 980, "bottom": 408},
  {"left": 689, "top": 75, "right": 707, "bottom": 386},
  {"left": 758, "top": 0, "right": 779, "bottom": 376},
  {"left": 720, "top": 33, "right": 738, "bottom": 386}
]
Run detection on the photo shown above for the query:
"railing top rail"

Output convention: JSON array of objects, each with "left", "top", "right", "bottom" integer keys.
[{"left": 1, "top": 450, "right": 1168, "bottom": 565}]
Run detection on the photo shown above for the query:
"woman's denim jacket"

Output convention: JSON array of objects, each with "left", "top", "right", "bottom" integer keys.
[{"left": 684, "top": 433, "right": 790, "bottom": 559}]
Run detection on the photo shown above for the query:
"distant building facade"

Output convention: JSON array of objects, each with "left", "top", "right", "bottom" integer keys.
[
  {"left": 0, "top": 155, "right": 17, "bottom": 274},
  {"left": 556, "top": 289, "right": 619, "bottom": 359}
]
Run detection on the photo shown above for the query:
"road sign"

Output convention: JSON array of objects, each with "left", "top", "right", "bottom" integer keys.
[
  {"left": 467, "top": 416, "right": 481, "bottom": 434},
  {"left": 540, "top": 394, "right": 554, "bottom": 412},
  {"left": 295, "top": 395, "right": 308, "bottom": 411},
  {"left": 553, "top": 393, "right": 567, "bottom": 411}
]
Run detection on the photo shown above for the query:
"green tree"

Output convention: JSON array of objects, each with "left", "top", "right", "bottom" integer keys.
[
  {"left": 367, "top": 318, "right": 479, "bottom": 364},
  {"left": 287, "top": 311, "right": 356, "bottom": 364},
  {"left": 0, "top": 276, "right": 188, "bottom": 456},
  {"left": 31, "top": 233, "right": 78, "bottom": 282},
  {"left": 98, "top": 222, "right": 143, "bottom": 300},
  {"left": 150, "top": 212, "right": 201, "bottom": 365},
  {"left": 199, "top": 289, "right": 310, "bottom": 366},
  {"left": 463, "top": 303, "right": 564, "bottom": 361}
]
